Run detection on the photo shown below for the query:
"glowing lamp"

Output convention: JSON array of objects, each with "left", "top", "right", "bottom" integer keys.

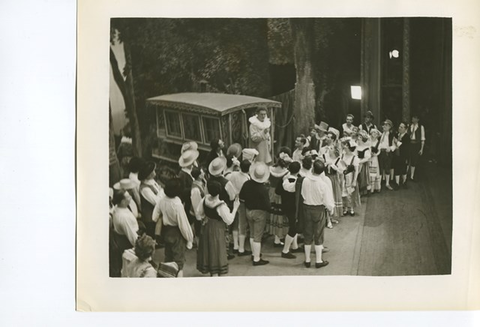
[{"left": 351, "top": 86, "right": 362, "bottom": 100}]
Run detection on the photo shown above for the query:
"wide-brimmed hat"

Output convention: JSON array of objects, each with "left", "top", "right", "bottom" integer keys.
[
  {"left": 113, "top": 179, "right": 136, "bottom": 191},
  {"left": 327, "top": 127, "right": 340, "bottom": 140},
  {"left": 181, "top": 141, "right": 198, "bottom": 154},
  {"left": 249, "top": 162, "right": 270, "bottom": 184},
  {"left": 242, "top": 148, "right": 259, "bottom": 162},
  {"left": 314, "top": 121, "right": 329, "bottom": 132},
  {"left": 138, "top": 161, "right": 156, "bottom": 181},
  {"left": 364, "top": 111, "right": 374, "bottom": 119},
  {"left": 227, "top": 143, "right": 243, "bottom": 158},
  {"left": 179, "top": 149, "right": 199, "bottom": 168},
  {"left": 209, "top": 157, "right": 227, "bottom": 176}
]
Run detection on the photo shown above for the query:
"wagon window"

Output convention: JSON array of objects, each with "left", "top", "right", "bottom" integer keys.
[
  {"left": 202, "top": 117, "right": 221, "bottom": 143},
  {"left": 183, "top": 113, "right": 202, "bottom": 142},
  {"left": 165, "top": 111, "right": 182, "bottom": 138}
]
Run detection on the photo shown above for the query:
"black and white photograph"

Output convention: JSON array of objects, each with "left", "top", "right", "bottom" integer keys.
[{"left": 108, "top": 17, "right": 453, "bottom": 279}]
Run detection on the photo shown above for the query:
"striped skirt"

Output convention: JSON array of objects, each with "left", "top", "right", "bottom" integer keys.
[
  {"left": 326, "top": 172, "right": 343, "bottom": 218},
  {"left": 265, "top": 187, "right": 289, "bottom": 238}
]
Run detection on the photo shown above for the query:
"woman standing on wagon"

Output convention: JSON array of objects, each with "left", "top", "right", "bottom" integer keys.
[{"left": 249, "top": 107, "right": 272, "bottom": 165}]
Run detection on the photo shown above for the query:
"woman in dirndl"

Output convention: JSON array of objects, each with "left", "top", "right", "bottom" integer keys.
[
  {"left": 266, "top": 147, "right": 292, "bottom": 247},
  {"left": 196, "top": 180, "right": 240, "bottom": 276},
  {"left": 322, "top": 128, "right": 343, "bottom": 227},
  {"left": 339, "top": 137, "right": 361, "bottom": 216},
  {"left": 356, "top": 130, "right": 372, "bottom": 196}
]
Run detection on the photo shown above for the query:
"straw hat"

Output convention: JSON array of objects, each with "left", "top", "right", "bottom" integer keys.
[
  {"left": 138, "top": 161, "right": 156, "bottom": 181},
  {"left": 249, "top": 162, "right": 270, "bottom": 184},
  {"left": 227, "top": 143, "right": 243, "bottom": 158},
  {"left": 314, "top": 121, "right": 329, "bottom": 133},
  {"left": 208, "top": 157, "right": 227, "bottom": 176},
  {"left": 178, "top": 149, "right": 199, "bottom": 168},
  {"left": 113, "top": 179, "right": 136, "bottom": 191},
  {"left": 181, "top": 141, "right": 198, "bottom": 154}
]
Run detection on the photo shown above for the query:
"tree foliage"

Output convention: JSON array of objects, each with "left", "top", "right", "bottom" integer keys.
[{"left": 110, "top": 18, "right": 273, "bottom": 157}]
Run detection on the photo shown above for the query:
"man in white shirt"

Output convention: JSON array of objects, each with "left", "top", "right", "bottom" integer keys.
[
  {"left": 112, "top": 190, "right": 140, "bottom": 250},
  {"left": 301, "top": 160, "right": 334, "bottom": 268},
  {"left": 139, "top": 161, "right": 164, "bottom": 238},
  {"left": 377, "top": 119, "right": 397, "bottom": 190},
  {"left": 408, "top": 115, "right": 426, "bottom": 181},
  {"left": 113, "top": 179, "right": 140, "bottom": 219},
  {"left": 313, "top": 121, "right": 329, "bottom": 152},
  {"left": 152, "top": 178, "right": 194, "bottom": 277},
  {"left": 359, "top": 111, "right": 378, "bottom": 134},
  {"left": 292, "top": 135, "right": 307, "bottom": 163},
  {"left": 111, "top": 190, "right": 140, "bottom": 277},
  {"left": 280, "top": 162, "right": 303, "bottom": 258},
  {"left": 225, "top": 159, "right": 252, "bottom": 256},
  {"left": 342, "top": 114, "right": 355, "bottom": 136},
  {"left": 127, "top": 157, "right": 144, "bottom": 208}
]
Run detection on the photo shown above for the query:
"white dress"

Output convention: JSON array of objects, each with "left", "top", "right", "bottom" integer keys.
[{"left": 249, "top": 115, "right": 272, "bottom": 164}]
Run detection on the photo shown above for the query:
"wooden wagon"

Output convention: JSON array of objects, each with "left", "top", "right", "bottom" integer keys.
[{"left": 146, "top": 92, "right": 282, "bottom": 165}]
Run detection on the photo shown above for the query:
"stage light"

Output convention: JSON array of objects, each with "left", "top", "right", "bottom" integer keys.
[
  {"left": 351, "top": 86, "right": 361, "bottom": 100},
  {"left": 389, "top": 49, "right": 400, "bottom": 59}
]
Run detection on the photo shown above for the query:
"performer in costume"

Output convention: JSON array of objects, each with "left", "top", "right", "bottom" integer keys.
[{"left": 249, "top": 107, "right": 272, "bottom": 164}]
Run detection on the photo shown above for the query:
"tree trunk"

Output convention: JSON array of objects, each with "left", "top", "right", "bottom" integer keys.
[
  {"left": 109, "top": 103, "right": 122, "bottom": 186},
  {"left": 290, "top": 19, "right": 316, "bottom": 136},
  {"left": 110, "top": 46, "right": 143, "bottom": 158}
]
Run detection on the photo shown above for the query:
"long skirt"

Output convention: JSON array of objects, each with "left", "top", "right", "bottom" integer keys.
[
  {"left": 265, "top": 188, "right": 289, "bottom": 238},
  {"left": 197, "top": 218, "right": 228, "bottom": 275},
  {"left": 342, "top": 173, "right": 361, "bottom": 209},
  {"left": 358, "top": 163, "right": 371, "bottom": 195},
  {"left": 326, "top": 173, "right": 343, "bottom": 218}
]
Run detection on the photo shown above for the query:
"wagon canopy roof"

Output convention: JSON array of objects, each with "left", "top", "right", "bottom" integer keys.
[{"left": 147, "top": 92, "right": 282, "bottom": 116}]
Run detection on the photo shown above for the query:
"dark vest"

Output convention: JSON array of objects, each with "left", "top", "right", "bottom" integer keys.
[
  {"left": 191, "top": 182, "right": 205, "bottom": 198},
  {"left": 361, "top": 123, "right": 377, "bottom": 134},
  {"left": 139, "top": 182, "right": 158, "bottom": 223},
  {"left": 294, "top": 176, "right": 305, "bottom": 231},
  {"left": 203, "top": 201, "right": 224, "bottom": 221},
  {"left": 410, "top": 124, "right": 423, "bottom": 142},
  {"left": 380, "top": 132, "right": 394, "bottom": 147},
  {"left": 309, "top": 137, "right": 319, "bottom": 152},
  {"left": 280, "top": 176, "right": 297, "bottom": 216},
  {"left": 209, "top": 175, "right": 233, "bottom": 210},
  {"left": 357, "top": 148, "right": 369, "bottom": 159}
]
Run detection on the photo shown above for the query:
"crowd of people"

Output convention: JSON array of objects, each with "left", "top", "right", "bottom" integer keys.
[{"left": 109, "top": 107, "right": 426, "bottom": 278}]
